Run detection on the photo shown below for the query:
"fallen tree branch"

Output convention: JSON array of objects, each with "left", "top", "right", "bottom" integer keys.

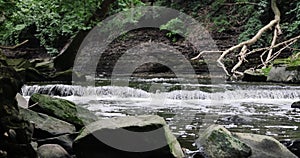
[
  {"left": 216, "top": 0, "right": 280, "bottom": 76},
  {"left": 0, "top": 40, "right": 29, "bottom": 49},
  {"left": 191, "top": 51, "right": 222, "bottom": 60},
  {"left": 246, "top": 34, "right": 300, "bottom": 56}
]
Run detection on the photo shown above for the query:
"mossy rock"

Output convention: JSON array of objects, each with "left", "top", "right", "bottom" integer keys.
[
  {"left": 28, "top": 93, "right": 97, "bottom": 129},
  {"left": 19, "top": 107, "right": 76, "bottom": 138},
  {"left": 196, "top": 125, "right": 251, "bottom": 158}
]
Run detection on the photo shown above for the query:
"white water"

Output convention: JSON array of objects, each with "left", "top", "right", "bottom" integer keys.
[
  {"left": 21, "top": 83, "right": 300, "bottom": 115},
  {"left": 21, "top": 83, "right": 300, "bottom": 140}
]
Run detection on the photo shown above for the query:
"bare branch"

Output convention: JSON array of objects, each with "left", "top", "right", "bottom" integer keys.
[
  {"left": 217, "top": 0, "right": 281, "bottom": 76},
  {"left": 191, "top": 51, "right": 222, "bottom": 60},
  {"left": 0, "top": 40, "right": 29, "bottom": 49}
]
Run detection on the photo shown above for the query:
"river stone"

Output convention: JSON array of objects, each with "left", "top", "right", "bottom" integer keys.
[
  {"left": 73, "top": 115, "right": 184, "bottom": 158},
  {"left": 233, "top": 133, "right": 297, "bottom": 158},
  {"left": 195, "top": 125, "right": 251, "bottom": 158},
  {"left": 37, "top": 134, "right": 77, "bottom": 155},
  {"left": 267, "top": 65, "right": 300, "bottom": 83},
  {"left": 19, "top": 107, "right": 76, "bottom": 138},
  {"left": 28, "top": 93, "right": 97, "bottom": 129},
  {"left": 16, "top": 93, "right": 28, "bottom": 108},
  {"left": 291, "top": 101, "right": 300, "bottom": 108},
  {"left": 37, "top": 144, "right": 71, "bottom": 158},
  {"left": 242, "top": 69, "right": 267, "bottom": 82}
]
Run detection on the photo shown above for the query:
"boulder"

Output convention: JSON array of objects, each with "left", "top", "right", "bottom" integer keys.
[
  {"left": 73, "top": 115, "right": 184, "bottom": 158},
  {"left": 37, "top": 134, "right": 77, "bottom": 155},
  {"left": 234, "top": 133, "right": 297, "bottom": 158},
  {"left": 19, "top": 107, "right": 76, "bottom": 139},
  {"left": 37, "top": 144, "right": 71, "bottom": 158},
  {"left": 291, "top": 101, "right": 300, "bottom": 108},
  {"left": 242, "top": 69, "right": 267, "bottom": 82},
  {"left": 267, "top": 65, "right": 300, "bottom": 83},
  {"left": 28, "top": 93, "right": 97, "bottom": 128},
  {"left": 196, "top": 125, "right": 251, "bottom": 158}
]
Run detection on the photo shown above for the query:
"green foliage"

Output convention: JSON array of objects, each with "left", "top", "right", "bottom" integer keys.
[
  {"left": 110, "top": 0, "right": 145, "bottom": 14},
  {"left": 0, "top": 0, "right": 102, "bottom": 54},
  {"left": 237, "top": 0, "right": 274, "bottom": 48},
  {"left": 281, "top": 1, "right": 300, "bottom": 51},
  {"left": 273, "top": 53, "right": 300, "bottom": 67},
  {"left": 0, "top": 0, "right": 146, "bottom": 54},
  {"left": 208, "top": 0, "right": 263, "bottom": 33},
  {"left": 160, "top": 18, "right": 186, "bottom": 42},
  {"left": 261, "top": 66, "right": 271, "bottom": 76}
]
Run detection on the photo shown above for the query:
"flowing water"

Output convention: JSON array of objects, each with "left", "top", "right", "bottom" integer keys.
[{"left": 21, "top": 79, "right": 300, "bottom": 149}]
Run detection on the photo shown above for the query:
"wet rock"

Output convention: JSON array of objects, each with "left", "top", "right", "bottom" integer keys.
[
  {"left": 16, "top": 93, "right": 28, "bottom": 108},
  {"left": 242, "top": 69, "right": 267, "bottom": 82},
  {"left": 234, "top": 133, "right": 297, "bottom": 158},
  {"left": 37, "top": 144, "right": 71, "bottom": 158},
  {"left": 19, "top": 107, "right": 76, "bottom": 139},
  {"left": 73, "top": 115, "right": 184, "bottom": 158},
  {"left": 37, "top": 134, "right": 77, "bottom": 155},
  {"left": 267, "top": 65, "right": 300, "bottom": 83},
  {"left": 0, "top": 52, "right": 37, "bottom": 157},
  {"left": 196, "top": 125, "right": 251, "bottom": 158},
  {"left": 28, "top": 93, "right": 97, "bottom": 129},
  {"left": 217, "top": 115, "right": 254, "bottom": 125},
  {"left": 280, "top": 139, "right": 300, "bottom": 157},
  {"left": 291, "top": 101, "right": 300, "bottom": 108}
]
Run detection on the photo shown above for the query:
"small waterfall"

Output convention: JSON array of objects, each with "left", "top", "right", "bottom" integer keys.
[
  {"left": 21, "top": 85, "right": 150, "bottom": 98},
  {"left": 167, "top": 89, "right": 300, "bottom": 100},
  {"left": 21, "top": 84, "right": 300, "bottom": 100}
]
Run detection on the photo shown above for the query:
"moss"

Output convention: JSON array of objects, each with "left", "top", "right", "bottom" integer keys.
[
  {"left": 273, "top": 54, "right": 300, "bottom": 67},
  {"left": 273, "top": 58, "right": 290, "bottom": 66},
  {"left": 29, "top": 93, "right": 97, "bottom": 128},
  {"left": 261, "top": 66, "right": 272, "bottom": 76}
]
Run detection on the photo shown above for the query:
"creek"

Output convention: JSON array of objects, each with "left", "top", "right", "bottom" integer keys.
[{"left": 21, "top": 78, "right": 300, "bottom": 150}]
